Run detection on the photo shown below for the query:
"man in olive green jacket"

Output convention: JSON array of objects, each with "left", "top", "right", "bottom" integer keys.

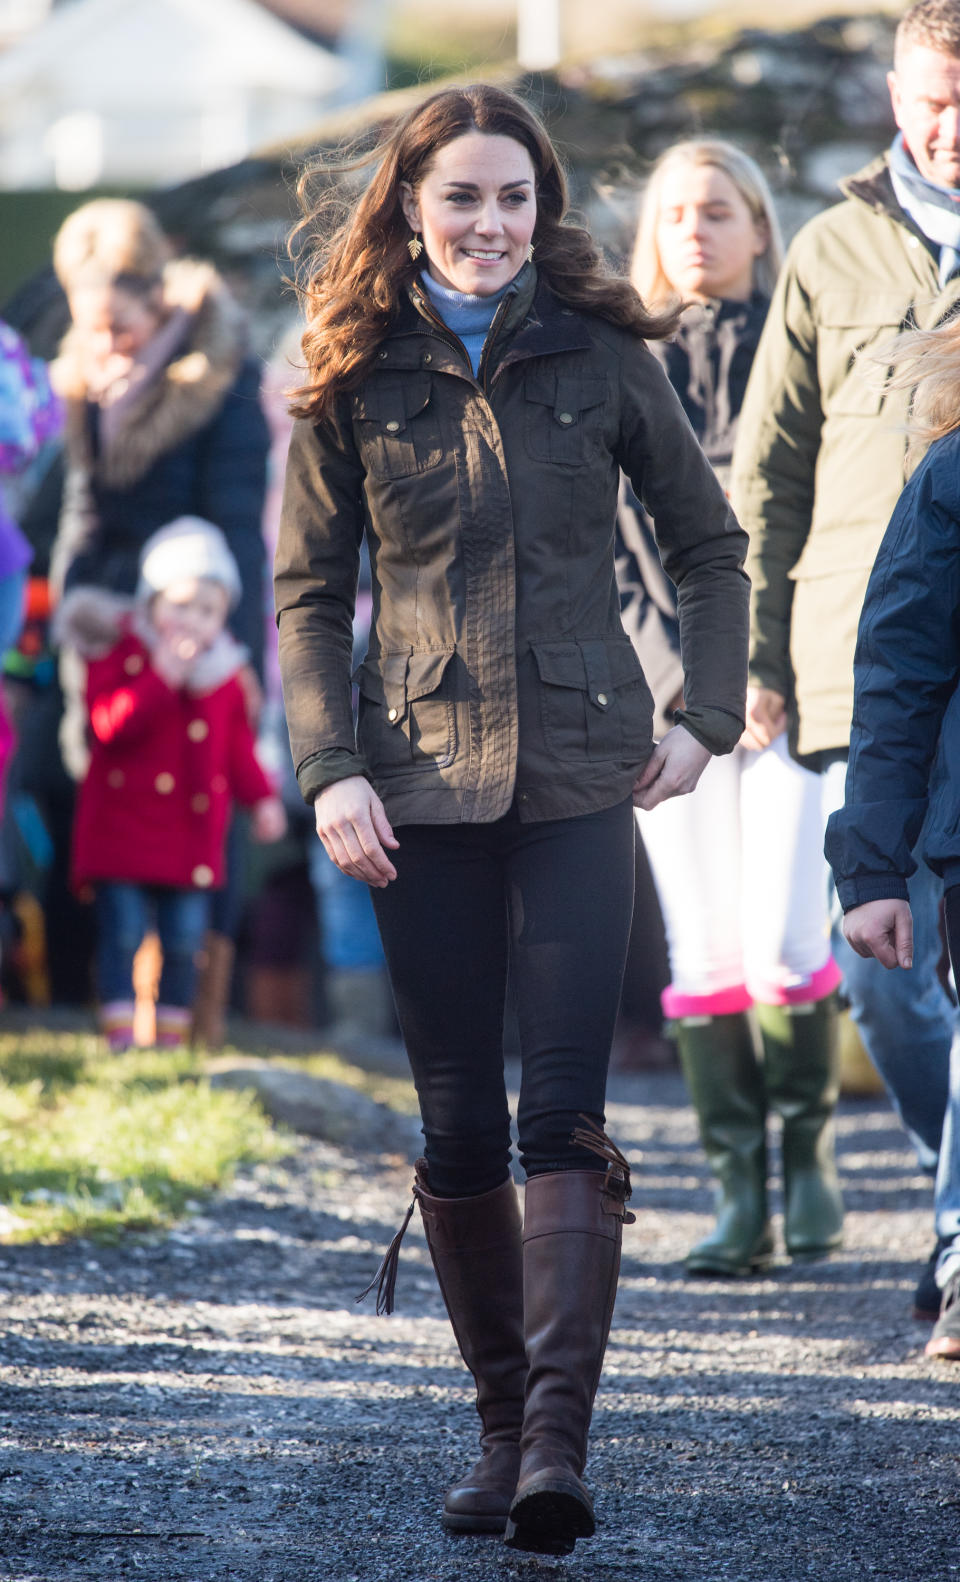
[{"left": 730, "top": 0, "right": 960, "bottom": 1352}]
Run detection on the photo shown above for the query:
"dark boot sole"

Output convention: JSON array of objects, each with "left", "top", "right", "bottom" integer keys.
[
  {"left": 504, "top": 1484, "right": 594, "bottom": 1554},
  {"left": 441, "top": 1510, "right": 509, "bottom": 1534},
  {"left": 913, "top": 1304, "right": 940, "bottom": 1323},
  {"left": 685, "top": 1247, "right": 775, "bottom": 1278},
  {"left": 685, "top": 1259, "right": 774, "bottom": 1278},
  {"left": 787, "top": 1241, "right": 842, "bottom": 1263}
]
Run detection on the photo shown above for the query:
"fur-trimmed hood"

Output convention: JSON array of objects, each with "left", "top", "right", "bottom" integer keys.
[
  {"left": 55, "top": 585, "right": 249, "bottom": 694},
  {"left": 53, "top": 258, "right": 248, "bottom": 492}
]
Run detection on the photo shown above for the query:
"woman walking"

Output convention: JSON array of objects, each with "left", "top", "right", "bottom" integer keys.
[
  {"left": 621, "top": 140, "right": 843, "bottom": 1277},
  {"left": 276, "top": 86, "right": 750, "bottom": 1555}
]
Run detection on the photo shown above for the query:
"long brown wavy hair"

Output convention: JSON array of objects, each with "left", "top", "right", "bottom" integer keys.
[{"left": 288, "top": 83, "right": 679, "bottom": 421}]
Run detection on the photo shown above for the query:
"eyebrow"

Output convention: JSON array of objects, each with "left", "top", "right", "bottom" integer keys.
[{"left": 441, "top": 179, "right": 533, "bottom": 191}]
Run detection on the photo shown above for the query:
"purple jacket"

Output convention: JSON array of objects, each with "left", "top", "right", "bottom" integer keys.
[{"left": 0, "top": 318, "right": 62, "bottom": 578}]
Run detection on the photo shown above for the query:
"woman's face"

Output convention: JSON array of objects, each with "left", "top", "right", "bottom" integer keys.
[
  {"left": 400, "top": 131, "right": 537, "bottom": 297},
  {"left": 69, "top": 283, "right": 163, "bottom": 373},
  {"left": 653, "top": 164, "right": 767, "bottom": 303}
]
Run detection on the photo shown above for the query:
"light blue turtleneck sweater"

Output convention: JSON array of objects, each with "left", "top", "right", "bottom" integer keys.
[{"left": 420, "top": 271, "right": 513, "bottom": 376}]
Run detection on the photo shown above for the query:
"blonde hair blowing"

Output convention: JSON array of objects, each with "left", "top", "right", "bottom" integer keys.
[
  {"left": 874, "top": 318, "right": 960, "bottom": 464},
  {"left": 53, "top": 198, "right": 169, "bottom": 293},
  {"left": 631, "top": 140, "right": 783, "bottom": 309}
]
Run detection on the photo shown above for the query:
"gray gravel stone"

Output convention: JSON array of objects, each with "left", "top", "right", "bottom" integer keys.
[
  {"left": 207, "top": 1062, "right": 422, "bottom": 1152},
  {"left": 0, "top": 1065, "right": 956, "bottom": 1582}
]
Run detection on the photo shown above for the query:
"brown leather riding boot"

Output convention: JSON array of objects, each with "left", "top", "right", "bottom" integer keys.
[
  {"left": 191, "top": 931, "right": 235, "bottom": 1049},
  {"left": 415, "top": 1170, "right": 526, "bottom": 1532},
  {"left": 505, "top": 1124, "right": 634, "bottom": 1556},
  {"left": 357, "top": 1160, "right": 526, "bottom": 1535}
]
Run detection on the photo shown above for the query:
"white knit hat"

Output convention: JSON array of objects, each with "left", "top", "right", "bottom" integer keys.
[{"left": 136, "top": 516, "right": 242, "bottom": 609}]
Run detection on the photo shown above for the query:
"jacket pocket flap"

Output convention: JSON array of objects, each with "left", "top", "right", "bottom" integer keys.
[
  {"left": 817, "top": 291, "right": 910, "bottom": 330},
  {"left": 354, "top": 650, "right": 411, "bottom": 714},
  {"left": 532, "top": 638, "right": 644, "bottom": 693},
  {"left": 524, "top": 371, "right": 607, "bottom": 419},
  {"left": 406, "top": 647, "right": 456, "bottom": 701},
  {"left": 354, "top": 375, "right": 433, "bottom": 430},
  {"left": 531, "top": 641, "right": 587, "bottom": 689}
]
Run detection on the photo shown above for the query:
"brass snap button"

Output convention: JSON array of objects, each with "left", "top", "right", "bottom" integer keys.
[
  {"left": 557, "top": 411, "right": 574, "bottom": 425},
  {"left": 385, "top": 420, "right": 401, "bottom": 433},
  {"left": 387, "top": 706, "right": 399, "bottom": 722},
  {"left": 423, "top": 352, "right": 432, "bottom": 364},
  {"left": 597, "top": 692, "right": 609, "bottom": 706},
  {"left": 378, "top": 350, "right": 388, "bottom": 359}
]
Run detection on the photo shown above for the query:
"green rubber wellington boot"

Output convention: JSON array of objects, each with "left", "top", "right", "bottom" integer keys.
[
  {"left": 676, "top": 1012, "right": 773, "bottom": 1277},
  {"left": 756, "top": 995, "right": 844, "bottom": 1260}
]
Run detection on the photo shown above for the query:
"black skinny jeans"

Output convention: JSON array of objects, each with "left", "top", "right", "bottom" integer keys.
[{"left": 370, "top": 796, "right": 636, "bottom": 1198}]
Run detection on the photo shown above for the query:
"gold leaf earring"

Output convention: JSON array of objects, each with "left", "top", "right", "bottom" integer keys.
[
  {"left": 408, "top": 233, "right": 423, "bottom": 262},
  {"left": 526, "top": 242, "right": 535, "bottom": 262}
]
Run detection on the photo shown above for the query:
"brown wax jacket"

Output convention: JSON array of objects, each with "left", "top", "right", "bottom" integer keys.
[{"left": 275, "top": 270, "right": 749, "bottom": 825}]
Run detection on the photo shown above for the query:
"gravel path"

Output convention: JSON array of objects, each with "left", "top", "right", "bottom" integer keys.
[{"left": 1, "top": 1061, "right": 957, "bottom": 1582}]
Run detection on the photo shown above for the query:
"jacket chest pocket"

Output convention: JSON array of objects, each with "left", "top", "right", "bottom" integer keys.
[
  {"left": 355, "top": 648, "right": 457, "bottom": 771},
  {"left": 532, "top": 637, "right": 651, "bottom": 762},
  {"left": 354, "top": 375, "right": 444, "bottom": 480},
  {"left": 523, "top": 372, "right": 607, "bottom": 466},
  {"left": 817, "top": 292, "right": 908, "bottom": 417}
]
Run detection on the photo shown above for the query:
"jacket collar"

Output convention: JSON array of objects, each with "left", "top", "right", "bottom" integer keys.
[
  {"left": 840, "top": 152, "right": 933, "bottom": 242},
  {"left": 376, "top": 265, "right": 593, "bottom": 378}
]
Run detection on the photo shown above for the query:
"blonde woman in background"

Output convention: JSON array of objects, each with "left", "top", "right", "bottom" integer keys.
[{"left": 618, "top": 140, "right": 843, "bottom": 1276}]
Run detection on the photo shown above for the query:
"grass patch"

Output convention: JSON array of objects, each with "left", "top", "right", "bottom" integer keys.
[{"left": 0, "top": 1031, "right": 289, "bottom": 1245}]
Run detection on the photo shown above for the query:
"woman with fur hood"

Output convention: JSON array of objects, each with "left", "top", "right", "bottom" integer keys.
[
  {"left": 48, "top": 199, "right": 271, "bottom": 1035},
  {"left": 48, "top": 199, "right": 269, "bottom": 674}
]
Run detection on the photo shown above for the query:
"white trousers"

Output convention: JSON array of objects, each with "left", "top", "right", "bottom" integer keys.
[{"left": 639, "top": 735, "right": 838, "bottom": 1016}]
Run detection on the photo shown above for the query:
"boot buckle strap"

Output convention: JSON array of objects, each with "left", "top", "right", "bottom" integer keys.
[{"left": 570, "top": 1115, "right": 635, "bottom": 1223}]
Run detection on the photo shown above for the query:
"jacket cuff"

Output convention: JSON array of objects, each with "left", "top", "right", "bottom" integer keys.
[
  {"left": 296, "top": 748, "right": 371, "bottom": 805},
  {"left": 673, "top": 704, "right": 745, "bottom": 756},
  {"left": 835, "top": 874, "right": 911, "bottom": 912}
]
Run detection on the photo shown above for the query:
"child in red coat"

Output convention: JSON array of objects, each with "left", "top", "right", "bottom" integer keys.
[{"left": 57, "top": 516, "right": 286, "bottom": 1049}]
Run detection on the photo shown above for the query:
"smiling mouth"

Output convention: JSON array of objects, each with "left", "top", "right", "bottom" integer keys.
[{"left": 462, "top": 249, "right": 506, "bottom": 260}]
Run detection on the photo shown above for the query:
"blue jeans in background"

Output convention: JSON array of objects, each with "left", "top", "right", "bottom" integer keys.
[
  {"left": 0, "top": 570, "right": 27, "bottom": 655},
  {"left": 822, "top": 759, "right": 954, "bottom": 1169},
  {"left": 95, "top": 882, "right": 211, "bottom": 1008},
  {"left": 308, "top": 839, "right": 385, "bottom": 971},
  {"left": 822, "top": 759, "right": 960, "bottom": 1284}
]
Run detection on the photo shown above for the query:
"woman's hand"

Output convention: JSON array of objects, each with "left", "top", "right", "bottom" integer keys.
[
  {"left": 152, "top": 631, "right": 196, "bottom": 690},
  {"left": 843, "top": 899, "right": 914, "bottom": 969},
  {"left": 633, "top": 725, "right": 711, "bottom": 811},
  {"left": 740, "top": 686, "right": 787, "bottom": 751},
  {"left": 315, "top": 775, "right": 400, "bottom": 887}
]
